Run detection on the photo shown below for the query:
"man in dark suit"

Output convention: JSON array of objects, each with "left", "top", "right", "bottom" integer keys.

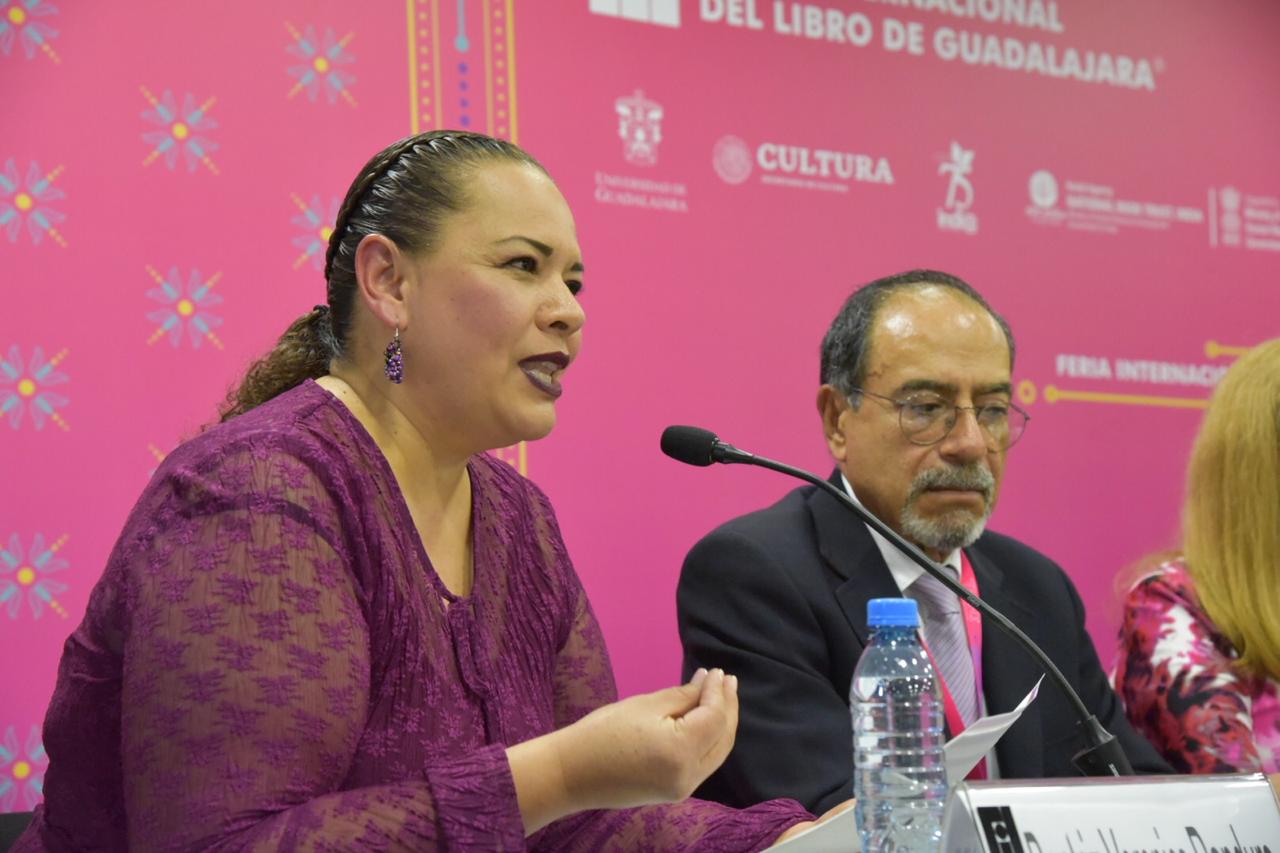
[{"left": 677, "top": 270, "right": 1169, "bottom": 815}]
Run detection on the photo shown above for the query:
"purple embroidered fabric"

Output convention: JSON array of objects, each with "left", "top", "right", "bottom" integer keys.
[{"left": 17, "top": 381, "right": 809, "bottom": 852}]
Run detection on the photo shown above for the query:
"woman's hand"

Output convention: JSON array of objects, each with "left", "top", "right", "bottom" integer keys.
[
  {"left": 509, "top": 668, "right": 740, "bottom": 833},
  {"left": 559, "top": 667, "right": 739, "bottom": 807}
]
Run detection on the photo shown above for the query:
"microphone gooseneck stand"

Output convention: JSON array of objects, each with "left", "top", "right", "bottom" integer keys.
[{"left": 660, "top": 425, "right": 1133, "bottom": 777}]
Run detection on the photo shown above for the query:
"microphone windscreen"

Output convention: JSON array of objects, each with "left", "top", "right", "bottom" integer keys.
[{"left": 660, "top": 426, "right": 719, "bottom": 467}]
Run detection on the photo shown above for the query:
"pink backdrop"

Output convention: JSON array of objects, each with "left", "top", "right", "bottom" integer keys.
[{"left": 3, "top": 0, "right": 1279, "bottom": 810}]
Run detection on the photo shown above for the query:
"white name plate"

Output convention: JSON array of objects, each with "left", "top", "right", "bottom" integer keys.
[{"left": 942, "top": 774, "right": 1280, "bottom": 853}]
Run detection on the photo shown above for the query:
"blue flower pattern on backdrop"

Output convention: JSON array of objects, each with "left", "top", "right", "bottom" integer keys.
[
  {"left": 140, "top": 87, "right": 220, "bottom": 174},
  {"left": 0, "top": 725, "right": 48, "bottom": 811},
  {"left": 0, "top": 532, "right": 69, "bottom": 620},
  {"left": 0, "top": 0, "right": 61, "bottom": 64},
  {"left": 0, "top": 345, "right": 69, "bottom": 430},
  {"left": 0, "top": 159, "right": 68, "bottom": 247},
  {"left": 286, "top": 22, "right": 357, "bottom": 107},
  {"left": 145, "top": 266, "right": 225, "bottom": 349},
  {"left": 291, "top": 194, "right": 339, "bottom": 271}
]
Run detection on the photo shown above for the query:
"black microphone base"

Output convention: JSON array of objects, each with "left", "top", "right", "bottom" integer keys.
[{"left": 1071, "top": 716, "right": 1134, "bottom": 777}]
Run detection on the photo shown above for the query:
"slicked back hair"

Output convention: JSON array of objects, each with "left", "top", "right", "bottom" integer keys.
[
  {"left": 221, "top": 130, "right": 547, "bottom": 421},
  {"left": 819, "top": 269, "right": 1016, "bottom": 400}
]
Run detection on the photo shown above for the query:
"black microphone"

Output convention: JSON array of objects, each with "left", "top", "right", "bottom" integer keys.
[
  {"left": 660, "top": 425, "right": 755, "bottom": 466},
  {"left": 660, "top": 424, "right": 1134, "bottom": 778}
]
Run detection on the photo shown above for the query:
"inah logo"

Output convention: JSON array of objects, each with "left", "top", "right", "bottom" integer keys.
[
  {"left": 616, "top": 90, "right": 663, "bottom": 166},
  {"left": 1029, "top": 170, "right": 1058, "bottom": 209},
  {"left": 937, "top": 141, "right": 977, "bottom": 235},
  {"left": 589, "top": 0, "right": 680, "bottom": 28},
  {"left": 712, "top": 136, "right": 752, "bottom": 185}
]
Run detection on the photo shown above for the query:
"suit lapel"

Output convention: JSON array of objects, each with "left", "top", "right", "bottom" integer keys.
[
  {"left": 811, "top": 469, "right": 900, "bottom": 647},
  {"left": 967, "top": 543, "right": 1045, "bottom": 778},
  {"left": 809, "top": 478, "right": 1049, "bottom": 774}
]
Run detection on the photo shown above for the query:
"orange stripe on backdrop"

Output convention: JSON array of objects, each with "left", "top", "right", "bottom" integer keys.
[
  {"left": 403, "top": 1, "right": 527, "bottom": 473},
  {"left": 1042, "top": 386, "right": 1209, "bottom": 410},
  {"left": 507, "top": 0, "right": 524, "bottom": 471},
  {"left": 432, "top": 0, "right": 443, "bottom": 129},
  {"left": 484, "top": 0, "right": 494, "bottom": 136},
  {"left": 505, "top": 0, "right": 518, "bottom": 142},
  {"left": 1204, "top": 340, "right": 1250, "bottom": 359},
  {"left": 406, "top": 0, "right": 420, "bottom": 133}
]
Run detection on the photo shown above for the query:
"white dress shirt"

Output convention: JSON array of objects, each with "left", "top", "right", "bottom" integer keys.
[{"left": 839, "top": 472, "right": 1000, "bottom": 776}]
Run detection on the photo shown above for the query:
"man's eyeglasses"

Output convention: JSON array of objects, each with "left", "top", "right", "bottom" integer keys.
[{"left": 850, "top": 388, "right": 1030, "bottom": 450}]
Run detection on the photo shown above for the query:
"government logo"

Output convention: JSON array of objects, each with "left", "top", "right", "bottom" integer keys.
[{"left": 712, "top": 136, "right": 752, "bottom": 185}]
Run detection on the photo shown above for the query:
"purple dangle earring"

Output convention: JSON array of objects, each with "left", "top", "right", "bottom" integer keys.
[{"left": 383, "top": 328, "right": 404, "bottom": 384}]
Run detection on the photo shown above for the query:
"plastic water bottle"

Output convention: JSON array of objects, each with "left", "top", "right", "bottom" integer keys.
[{"left": 852, "top": 598, "right": 948, "bottom": 852}]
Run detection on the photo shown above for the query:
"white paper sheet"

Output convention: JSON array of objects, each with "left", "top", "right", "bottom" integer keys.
[{"left": 943, "top": 675, "right": 1043, "bottom": 785}]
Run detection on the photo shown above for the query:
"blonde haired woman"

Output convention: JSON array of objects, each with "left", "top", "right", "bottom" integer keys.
[{"left": 1115, "top": 338, "right": 1280, "bottom": 774}]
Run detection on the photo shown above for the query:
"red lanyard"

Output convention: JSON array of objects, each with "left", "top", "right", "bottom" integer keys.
[{"left": 919, "top": 551, "right": 987, "bottom": 780}]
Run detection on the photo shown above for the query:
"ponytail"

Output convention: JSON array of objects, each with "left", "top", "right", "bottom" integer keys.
[{"left": 219, "top": 306, "right": 335, "bottom": 422}]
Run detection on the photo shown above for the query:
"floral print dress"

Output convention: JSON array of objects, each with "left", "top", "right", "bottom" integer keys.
[{"left": 1116, "top": 559, "right": 1280, "bottom": 774}]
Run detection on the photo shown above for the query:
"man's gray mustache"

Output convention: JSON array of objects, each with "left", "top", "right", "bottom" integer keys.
[{"left": 909, "top": 465, "right": 995, "bottom": 501}]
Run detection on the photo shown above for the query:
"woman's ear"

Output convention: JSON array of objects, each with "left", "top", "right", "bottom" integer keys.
[{"left": 353, "top": 233, "right": 408, "bottom": 329}]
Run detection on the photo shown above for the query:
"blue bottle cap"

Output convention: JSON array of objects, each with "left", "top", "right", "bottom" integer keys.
[{"left": 867, "top": 597, "right": 921, "bottom": 628}]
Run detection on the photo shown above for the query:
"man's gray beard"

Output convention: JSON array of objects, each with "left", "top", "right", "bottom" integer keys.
[{"left": 900, "top": 463, "right": 996, "bottom": 553}]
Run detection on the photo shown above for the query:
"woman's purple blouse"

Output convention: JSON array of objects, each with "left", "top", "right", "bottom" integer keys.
[{"left": 18, "top": 381, "right": 808, "bottom": 851}]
